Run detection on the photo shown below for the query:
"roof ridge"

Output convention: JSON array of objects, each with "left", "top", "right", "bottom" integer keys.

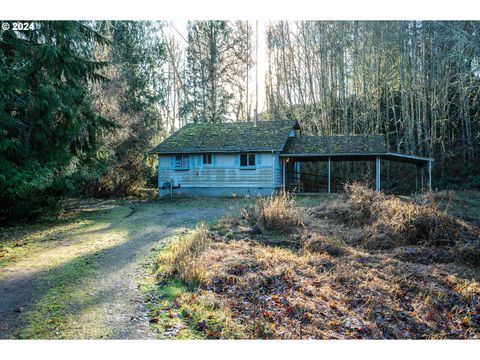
[
  {"left": 183, "top": 119, "right": 296, "bottom": 125},
  {"left": 300, "top": 134, "right": 384, "bottom": 137}
]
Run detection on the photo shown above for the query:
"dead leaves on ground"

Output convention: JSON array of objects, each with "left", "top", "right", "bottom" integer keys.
[{"left": 146, "top": 188, "right": 480, "bottom": 339}]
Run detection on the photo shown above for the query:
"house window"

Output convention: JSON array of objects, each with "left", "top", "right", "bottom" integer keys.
[
  {"left": 203, "top": 154, "right": 212, "bottom": 165},
  {"left": 240, "top": 153, "right": 256, "bottom": 167},
  {"left": 175, "top": 155, "right": 190, "bottom": 169}
]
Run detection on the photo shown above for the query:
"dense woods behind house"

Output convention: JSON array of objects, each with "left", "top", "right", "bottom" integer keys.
[{"left": 1, "top": 20, "right": 480, "bottom": 221}]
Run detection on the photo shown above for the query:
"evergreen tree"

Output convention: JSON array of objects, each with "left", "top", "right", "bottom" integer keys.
[
  {"left": 0, "top": 21, "right": 114, "bottom": 220},
  {"left": 87, "top": 21, "right": 167, "bottom": 195}
]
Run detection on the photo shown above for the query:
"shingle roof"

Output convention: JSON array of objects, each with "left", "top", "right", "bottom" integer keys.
[
  {"left": 153, "top": 120, "right": 299, "bottom": 154},
  {"left": 282, "top": 135, "right": 387, "bottom": 155}
]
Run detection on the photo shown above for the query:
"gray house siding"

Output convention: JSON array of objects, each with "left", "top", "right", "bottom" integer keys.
[
  {"left": 158, "top": 152, "right": 278, "bottom": 198},
  {"left": 273, "top": 153, "right": 284, "bottom": 189}
]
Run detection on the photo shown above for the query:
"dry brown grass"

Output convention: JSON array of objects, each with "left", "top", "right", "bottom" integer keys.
[
  {"left": 152, "top": 186, "right": 480, "bottom": 339},
  {"left": 241, "top": 191, "right": 304, "bottom": 234},
  {"left": 455, "top": 242, "right": 480, "bottom": 267},
  {"left": 163, "top": 235, "right": 480, "bottom": 338},
  {"left": 155, "top": 223, "right": 212, "bottom": 284},
  {"left": 315, "top": 183, "right": 462, "bottom": 249},
  {"left": 302, "top": 234, "right": 348, "bottom": 257}
]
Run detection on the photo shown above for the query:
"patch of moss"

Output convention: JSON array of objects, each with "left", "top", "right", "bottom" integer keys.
[
  {"left": 0, "top": 205, "right": 130, "bottom": 268},
  {"left": 154, "top": 120, "right": 297, "bottom": 154},
  {"left": 2, "top": 203, "right": 132, "bottom": 339},
  {"left": 283, "top": 134, "right": 387, "bottom": 155}
]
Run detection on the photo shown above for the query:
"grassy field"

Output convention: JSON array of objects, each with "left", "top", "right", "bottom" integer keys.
[{"left": 144, "top": 188, "right": 480, "bottom": 339}]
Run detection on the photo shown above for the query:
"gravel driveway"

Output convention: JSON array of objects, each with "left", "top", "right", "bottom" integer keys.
[{"left": 0, "top": 198, "right": 243, "bottom": 339}]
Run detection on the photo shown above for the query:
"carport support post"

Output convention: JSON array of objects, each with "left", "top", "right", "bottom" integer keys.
[
  {"left": 298, "top": 162, "right": 301, "bottom": 192},
  {"left": 420, "top": 166, "right": 424, "bottom": 191},
  {"left": 282, "top": 158, "right": 286, "bottom": 192},
  {"left": 375, "top": 156, "right": 381, "bottom": 191},
  {"left": 415, "top": 165, "right": 418, "bottom": 191},
  {"left": 428, "top": 161, "right": 432, "bottom": 192},
  {"left": 327, "top": 157, "right": 331, "bottom": 193}
]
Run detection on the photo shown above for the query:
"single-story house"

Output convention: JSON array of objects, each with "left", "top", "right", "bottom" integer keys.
[{"left": 152, "top": 120, "right": 433, "bottom": 198}]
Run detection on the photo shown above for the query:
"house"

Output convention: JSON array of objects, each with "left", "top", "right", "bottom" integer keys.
[{"left": 152, "top": 120, "right": 433, "bottom": 198}]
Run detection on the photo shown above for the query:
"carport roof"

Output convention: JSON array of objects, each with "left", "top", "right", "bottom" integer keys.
[
  {"left": 281, "top": 135, "right": 388, "bottom": 155},
  {"left": 280, "top": 136, "right": 432, "bottom": 165}
]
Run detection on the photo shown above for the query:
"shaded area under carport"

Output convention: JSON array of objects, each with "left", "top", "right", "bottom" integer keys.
[{"left": 279, "top": 152, "right": 433, "bottom": 193}]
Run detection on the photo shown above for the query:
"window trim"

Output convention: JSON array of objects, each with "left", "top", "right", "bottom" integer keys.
[
  {"left": 239, "top": 153, "right": 256, "bottom": 169},
  {"left": 175, "top": 155, "right": 190, "bottom": 170},
  {"left": 202, "top": 153, "right": 212, "bottom": 165}
]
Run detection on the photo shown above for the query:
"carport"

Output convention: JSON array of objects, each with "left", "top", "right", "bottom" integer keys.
[{"left": 279, "top": 136, "right": 433, "bottom": 193}]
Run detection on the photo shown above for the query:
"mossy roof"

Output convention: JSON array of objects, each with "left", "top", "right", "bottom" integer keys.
[
  {"left": 153, "top": 120, "right": 299, "bottom": 154},
  {"left": 282, "top": 135, "right": 387, "bottom": 155}
]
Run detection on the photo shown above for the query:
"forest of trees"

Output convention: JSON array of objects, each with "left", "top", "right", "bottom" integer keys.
[
  {"left": 1, "top": 20, "right": 480, "bottom": 221},
  {"left": 265, "top": 22, "right": 480, "bottom": 180}
]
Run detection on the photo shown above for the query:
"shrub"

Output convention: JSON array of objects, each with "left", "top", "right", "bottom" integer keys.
[
  {"left": 343, "top": 182, "right": 385, "bottom": 223},
  {"left": 464, "top": 175, "right": 480, "bottom": 190},
  {"left": 242, "top": 191, "right": 303, "bottom": 234}
]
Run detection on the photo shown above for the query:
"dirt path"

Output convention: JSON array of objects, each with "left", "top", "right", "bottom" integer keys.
[{"left": 0, "top": 199, "right": 241, "bottom": 339}]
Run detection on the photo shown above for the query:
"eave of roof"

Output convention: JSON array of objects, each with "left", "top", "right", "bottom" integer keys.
[
  {"left": 382, "top": 152, "right": 434, "bottom": 164},
  {"left": 153, "top": 149, "right": 279, "bottom": 155},
  {"left": 279, "top": 152, "right": 433, "bottom": 165}
]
